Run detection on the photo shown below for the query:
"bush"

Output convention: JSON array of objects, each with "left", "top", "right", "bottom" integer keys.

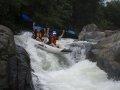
[{"left": 96, "top": 19, "right": 113, "bottom": 30}]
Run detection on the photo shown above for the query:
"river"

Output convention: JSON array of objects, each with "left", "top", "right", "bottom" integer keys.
[{"left": 14, "top": 32, "right": 120, "bottom": 90}]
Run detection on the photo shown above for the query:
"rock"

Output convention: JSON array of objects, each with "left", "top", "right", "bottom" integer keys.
[
  {"left": 0, "top": 25, "right": 15, "bottom": 89},
  {"left": 8, "top": 45, "right": 34, "bottom": 90},
  {"left": 0, "top": 25, "right": 16, "bottom": 58},
  {"left": 86, "top": 32, "right": 120, "bottom": 80},
  {"left": 82, "top": 24, "right": 98, "bottom": 32},
  {"left": 0, "top": 25, "right": 34, "bottom": 90},
  {"left": 79, "top": 24, "right": 105, "bottom": 42},
  {"left": 104, "top": 30, "right": 115, "bottom": 37}
]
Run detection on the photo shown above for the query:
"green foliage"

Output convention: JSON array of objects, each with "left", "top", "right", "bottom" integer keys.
[
  {"left": 32, "top": 0, "right": 72, "bottom": 27},
  {"left": 0, "top": 0, "right": 72, "bottom": 32},
  {"left": 0, "top": 0, "right": 21, "bottom": 33},
  {"left": 0, "top": 0, "right": 120, "bottom": 33},
  {"left": 105, "top": 0, "right": 120, "bottom": 28},
  {"left": 94, "top": 0, "right": 120, "bottom": 30},
  {"left": 96, "top": 19, "right": 113, "bottom": 29},
  {"left": 71, "top": 0, "right": 102, "bottom": 28}
]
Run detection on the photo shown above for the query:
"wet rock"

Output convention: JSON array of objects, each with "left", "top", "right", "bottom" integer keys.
[
  {"left": 0, "top": 25, "right": 34, "bottom": 90},
  {"left": 86, "top": 32, "right": 120, "bottom": 80},
  {"left": 104, "top": 30, "right": 116, "bottom": 37},
  {"left": 79, "top": 24, "right": 105, "bottom": 42},
  {"left": 0, "top": 25, "right": 15, "bottom": 89},
  {"left": 82, "top": 24, "right": 98, "bottom": 32}
]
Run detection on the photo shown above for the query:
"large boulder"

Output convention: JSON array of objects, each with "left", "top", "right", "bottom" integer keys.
[
  {"left": 104, "top": 30, "right": 116, "bottom": 37},
  {"left": 79, "top": 24, "right": 105, "bottom": 42},
  {"left": 86, "top": 32, "right": 120, "bottom": 80},
  {"left": 8, "top": 45, "right": 34, "bottom": 90},
  {"left": 0, "top": 25, "right": 34, "bottom": 90},
  {"left": 82, "top": 24, "right": 98, "bottom": 32},
  {"left": 0, "top": 25, "right": 16, "bottom": 89}
]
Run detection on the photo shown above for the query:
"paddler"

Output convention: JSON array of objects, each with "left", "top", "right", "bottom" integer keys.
[{"left": 48, "top": 28, "right": 65, "bottom": 47}]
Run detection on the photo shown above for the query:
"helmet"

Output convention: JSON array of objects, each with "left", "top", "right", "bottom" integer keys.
[{"left": 53, "top": 31, "right": 57, "bottom": 35}]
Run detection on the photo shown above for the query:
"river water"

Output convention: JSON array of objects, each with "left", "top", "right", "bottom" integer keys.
[{"left": 14, "top": 32, "right": 120, "bottom": 90}]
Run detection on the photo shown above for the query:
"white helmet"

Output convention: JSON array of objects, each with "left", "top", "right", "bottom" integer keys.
[{"left": 53, "top": 31, "right": 57, "bottom": 35}]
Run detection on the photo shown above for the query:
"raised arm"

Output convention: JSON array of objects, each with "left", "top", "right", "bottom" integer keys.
[{"left": 60, "top": 30, "right": 65, "bottom": 37}]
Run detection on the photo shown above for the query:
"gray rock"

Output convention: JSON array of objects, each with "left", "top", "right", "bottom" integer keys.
[
  {"left": 0, "top": 25, "right": 34, "bottom": 90},
  {"left": 104, "top": 30, "right": 115, "bottom": 37},
  {"left": 86, "top": 32, "right": 120, "bottom": 80},
  {"left": 82, "top": 23, "right": 98, "bottom": 32},
  {"left": 79, "top": 24, "right": 105, "bottom": 42},
  {"left": 0, "top": 25, "right": 15, "bottom": 89}
]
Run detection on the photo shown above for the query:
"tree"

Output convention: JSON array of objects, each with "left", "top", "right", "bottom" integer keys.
[
  {"left": 105, "top": 0, "right": 120, "bottom": 29},
  {"left": 0, "top": 0, "right": 22, "bottom": 33},
  {"left": 0, "top": 0, "right": 73, "bottom": 31},
  {"left": 21, "top": 0, "right": 72, "bottom": 28},
  {"left": 71, "top": 0, "right": 102, "bottom": 30}
]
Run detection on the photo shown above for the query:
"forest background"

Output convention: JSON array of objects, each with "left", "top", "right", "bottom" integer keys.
[{"left": 0, "top": 0, "right": 120, "bottom": 33}]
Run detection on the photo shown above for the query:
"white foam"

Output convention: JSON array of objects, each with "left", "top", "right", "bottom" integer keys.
[{"left": 14, "top": 32, "right": 120, "bottom": 90}]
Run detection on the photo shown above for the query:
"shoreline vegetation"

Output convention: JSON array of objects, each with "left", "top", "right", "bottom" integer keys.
[{"left": 0, "top": 0, "right": 120, "bottom": 34}]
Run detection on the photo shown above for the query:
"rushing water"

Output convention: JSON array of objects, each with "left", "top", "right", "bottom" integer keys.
[{"left": 14, "top": 32, "right": 120, "bottom": 90}]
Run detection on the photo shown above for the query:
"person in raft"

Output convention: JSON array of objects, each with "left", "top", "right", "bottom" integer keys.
[
  {"left": 34, "top": 23, "right": 44, "bottom": 41},
  {"left": 48, "top": 28, "right": 65, "bottom": 47},
  {"left": 33, "top": 23, "right": 48, "bottom": 43},
  {"left": 42, "top": 27, "right": 49, "bottom": 43},
  {"left": 49, "top": 30, "right": 57, "bottom": 46}
]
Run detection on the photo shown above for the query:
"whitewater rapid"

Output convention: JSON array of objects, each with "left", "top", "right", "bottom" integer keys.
[{"left": 14, "top": 32, "right": 120, "bottom": 90}]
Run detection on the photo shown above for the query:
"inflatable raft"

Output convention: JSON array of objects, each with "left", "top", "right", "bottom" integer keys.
[{"left": 35, "top": 42, "right": 72, "bottom": 54}]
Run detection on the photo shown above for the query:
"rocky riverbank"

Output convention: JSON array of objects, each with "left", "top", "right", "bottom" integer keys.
[
  {"left": 0, "top": 25, "right": 34, "bottom": 90},
  {"left": 79, "top": 24, "right": 120, "bottom": 80}
]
